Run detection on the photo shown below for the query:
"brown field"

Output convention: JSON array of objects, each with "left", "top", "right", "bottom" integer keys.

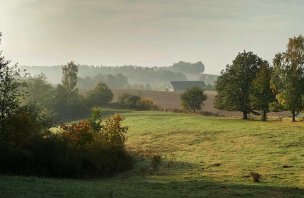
[{"left": 112, "top": 89, "right": 290, "bottom": 118}]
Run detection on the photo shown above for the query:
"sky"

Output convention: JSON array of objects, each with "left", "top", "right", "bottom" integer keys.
[{"left": 0, "top": 0, "right": 304, "bottom": 74}]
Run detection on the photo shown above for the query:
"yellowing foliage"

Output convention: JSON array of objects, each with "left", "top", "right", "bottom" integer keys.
[
  {"left": 60, "top": 121, "right": 93, "bottom": 146},
  {"left": 102, "top": 114, "right": 128, "bottom": 149}
]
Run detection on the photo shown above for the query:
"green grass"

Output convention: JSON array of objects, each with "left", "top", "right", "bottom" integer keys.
[{"left": 1, "top": 110, "right": 304, "bottom": 197}]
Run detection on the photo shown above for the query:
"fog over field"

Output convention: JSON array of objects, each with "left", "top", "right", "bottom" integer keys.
[
  {"left": 1, "top": 1, "right": 304, "bottom": 198},
  {"left": 1, "top": 0, "right": 304, "bottom": 74}
]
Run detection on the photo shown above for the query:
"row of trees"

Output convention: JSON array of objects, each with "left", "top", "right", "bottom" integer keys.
[
  {"left": 0, "top": 32, "right": 115, "bottom": 129},
  {"left": 77, "top": 73, "right": 153, "bottom": 90},
  {"left": 25, "top": 62, "right": 114, "bottom": 121},
  {"left": 215, "top": 35, "right": 304, "bottom": 121},
  {"left": 77, "top": 73, "right": 129, "bottom": 90},
  {"left": 21, "top": 64, "right": 188, "bottom": 89},
  {"left": 24, "top": 63, "right": 158, "bottom": 120}
]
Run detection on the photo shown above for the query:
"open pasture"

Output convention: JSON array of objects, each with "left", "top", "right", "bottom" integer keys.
[{"left": 1, "top": 110, "right": 304, "bottom": 197}]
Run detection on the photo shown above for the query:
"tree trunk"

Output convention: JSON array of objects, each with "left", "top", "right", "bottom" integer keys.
[
  {"left": 242, "top": 111, "right": 248, "bottom": 120},
  {"left": 292, "top": 110, "right": 296, "bottom": 122},
  {"left": 262, "top": 110, "right": 267, "bottom": 121}
]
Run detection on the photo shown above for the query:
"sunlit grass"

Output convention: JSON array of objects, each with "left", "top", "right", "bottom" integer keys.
[{"left": 1, "top": 110, "right": 304, "bottom": 197}]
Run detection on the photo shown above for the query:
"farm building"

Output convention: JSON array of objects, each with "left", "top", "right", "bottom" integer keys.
[{"left": 168, "top": 81, "right": 206, "bottom": 92}]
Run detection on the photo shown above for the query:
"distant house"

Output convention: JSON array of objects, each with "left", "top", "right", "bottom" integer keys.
[{"left": 168, "top": 81, "right": 206, "bottom": 92}]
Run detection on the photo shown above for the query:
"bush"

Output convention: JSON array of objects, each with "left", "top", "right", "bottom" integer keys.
[
  {"left": 180, "top": 87, "right": 207, "bottom": 112},
  {"left": 86, "top": 83, "right": 113, "bottom": 107},
  {"left": 118, "top": 93, "right": 131, "bottom": 105},
  {"left": 140, "top": 99, "right": 159, "bottom": 110},
  {"left": 52, "top": 85, "right": 89, "bottom": 122},
  {"left": 5, "top": 112, "right": 45, "bottom": 148},
  {"left": 118, "top": 93, "right": 158, "bottom": 110},
  {"left": 88, "top": 107, "right": 103, "bottom": 132},
  {"left": 101, "top": 114, "right": 128, "bottom": 150},
  {"left": 50, "top": 113, "right": 132, "bottom": 177},
  {"left": 0, "top": 106, "right": 53, "bottom": 175},
  {"left": 0, "top": 109, "right": 133, "bottom": 178},
  {"left": 60, "top": 121, "right": 94, "bottom": 146},
  {"left": 2, "top": 106, "right": 52, "bottom": 148},
  {"left": 125, "top": 95, "right": 141, "bottom": 108}
]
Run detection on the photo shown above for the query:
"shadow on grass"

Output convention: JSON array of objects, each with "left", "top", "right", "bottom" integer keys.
[
  {"left": 156, "top": 179, "right": 304, "bottom": 198},
  {"left": 112, "top": 153, "right": 304, "bottom": 198},
  {"left": 0, "top": 174, "right": 303, "bottom": 198}
]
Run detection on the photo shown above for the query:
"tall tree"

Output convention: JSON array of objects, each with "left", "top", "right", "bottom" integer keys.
[
  {"left": 53, "top": 61, "right": 80, "bottom": 120},
  {"left": 215, "top": 51, "right": 263, "bottom": 119},
  {"left": 63, "top": 61, "right": 79, "bottom": 116},
  {"left": 62, "top": 61, "right": 78, "bottom": 97},
  {"left": 271, "top": 35, "right": 304, "bottom": 122},
  {"left": 250, "top": 61, "right": 275, "bottom": 121},
  {"left": 0, "top": 33, "right": 24, "bottom": 135}
]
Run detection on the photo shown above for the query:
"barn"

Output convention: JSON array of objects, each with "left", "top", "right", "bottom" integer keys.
[{"left": 168, "top": 81, "right": 206, "bottom": 92}]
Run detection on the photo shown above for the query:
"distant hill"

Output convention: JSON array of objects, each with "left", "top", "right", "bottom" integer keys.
[{"left": 20, "top": 61, "right": 217, "bottom": 90}]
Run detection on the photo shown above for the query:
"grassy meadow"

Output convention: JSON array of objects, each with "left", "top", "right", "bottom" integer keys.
[{"left": 1, "top": 110, "right": 304, "bottom": 197}]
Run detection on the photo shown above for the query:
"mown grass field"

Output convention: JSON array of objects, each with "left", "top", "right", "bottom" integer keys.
[{"left": 1, "top": 110, "right": 304, "bottom": 197}]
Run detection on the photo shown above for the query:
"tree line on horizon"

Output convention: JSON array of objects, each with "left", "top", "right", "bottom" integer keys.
[{"left": 20, "top": 61, "right": 206, "bottom": 90}]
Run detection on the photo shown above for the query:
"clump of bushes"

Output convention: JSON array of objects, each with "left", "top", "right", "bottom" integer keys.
[
  {"left": 180, "top": 87, "right": 207, "bottom": 112},
  {"left": 85, "top": 83, "right": 113, "bottom": 107},
  {"left": 0, "top": 108, "right": 133, "bottom": 178},
  {"left": 118, "top": 93, "right": 158, "bottom": 110}
]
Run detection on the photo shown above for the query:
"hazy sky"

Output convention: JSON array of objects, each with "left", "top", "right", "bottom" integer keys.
[{"left": 1, "top": 0, "right": 304, "bottom": 74}]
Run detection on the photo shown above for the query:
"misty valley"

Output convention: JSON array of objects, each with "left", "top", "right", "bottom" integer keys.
[{"left": 1, "top": 1, "right": 304, "bottom": 197}]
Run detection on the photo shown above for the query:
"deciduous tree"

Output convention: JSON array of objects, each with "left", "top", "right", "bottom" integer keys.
[
  {"left": 87, "top": 83, "right": 113, "bottom": 107},
  {"left": 215, "top": 51, "right": 263, "bottom": 119},
  {"left": 25, "top": 74, "right": 54, "bottom": 110},
  {"left": 180, "top": 87, "right": 207, "bottom": 112},
  {"left": 250, "top": 61, "right": 275, "bottom": 121},
  {"left": 271, "top": 35, "right": 304, "bottom": 121},
  {"left": 62, "top": 61, "right": 78, "bottom": 102},
  {"left": 53, "top": 61, "right": 85, "bottom": 120},
  {"left": 0, "top": 33, "right": 24, "bottom": 135}
]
